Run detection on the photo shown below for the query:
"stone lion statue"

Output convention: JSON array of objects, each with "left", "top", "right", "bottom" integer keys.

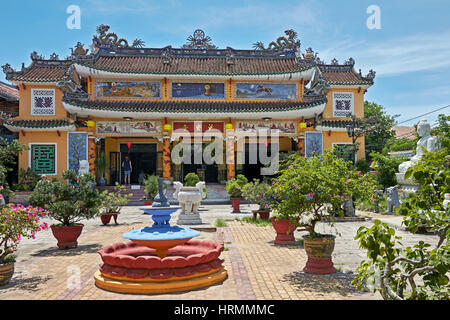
[
  {"left": 385, "top": 186, "right": 400, "bottom": 214},
  {"left": 78, "top": 160, "right": 90, "bottom": 175}
]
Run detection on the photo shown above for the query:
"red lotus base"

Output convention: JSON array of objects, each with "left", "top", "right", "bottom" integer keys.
[
  {"left": 303, "top": 256, "right": 337, "bottom": 274},
  {"left": 271, "top": 218, "right": 296, "bottom": 245}
]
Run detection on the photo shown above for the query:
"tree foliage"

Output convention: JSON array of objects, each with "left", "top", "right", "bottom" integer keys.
[{"left": 0, "top": 138, "right": 27, "bottom": 201}]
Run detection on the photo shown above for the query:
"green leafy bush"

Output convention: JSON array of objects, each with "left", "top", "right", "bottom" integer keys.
[
  {"left": 225, "top": 174, "right": 248, "bottom": 198},
  {"left": 184, "top": 172, "right": 200, "bottom": 187},
  {"left": 270, "top": 151, "right": 375, "bottom": 236},
  {"left": 28, "top": 169, "right": 102, "bottom": 226},
  {"left": 241, "top": 179, "right": 274, "bottom": 211},
  {"left": 369, "top": 152, "right": 407, "bottom": 189},
  {"left": 99, "top": 183, "right": 132, "bottom": 214},
  {"left": 143, "top": 174, "right": 159, "bottom": 200},
  {"left": 355, "top": 159, "right": 370, "bottom": 173}
]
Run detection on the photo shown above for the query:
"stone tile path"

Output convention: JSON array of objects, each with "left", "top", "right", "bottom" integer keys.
[{"left": 0, "top": 205, "right": 440, "bottom": 300}]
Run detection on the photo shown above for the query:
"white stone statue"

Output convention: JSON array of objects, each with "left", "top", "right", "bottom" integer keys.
[
  {"left": 398, "top": 119, "right": 438, "bottom": 173},
  {"left": 396, "top": 119, "right": 439, "bottom": 193},
  {"left": 78, "top": 160, "right": 90, "bottom": 175}
]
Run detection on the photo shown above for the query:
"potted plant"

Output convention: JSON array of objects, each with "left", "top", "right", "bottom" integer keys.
[
  {"left": 142, "top": 174, "right": 159, "bottom": 205},
  {"left": 241, "top": 179, "right": 273, "bottom": 219},
  {"left": 95, "top": 152, "right": 107, "bottom": 186},
  {"left": 99, "top": 183, "right": 132, "bottom": 225},
  {"left": 28, "top": 169, "right": 102, "bottom": 250},
  {"left": 271, "top": 151, "right": 373, "bottom": 274},
  {"left": 0, "top": 202, "right": 49, "bottom": 285},
  {"left": 225, "top": 174, "right": 248, "bottom": 213}
]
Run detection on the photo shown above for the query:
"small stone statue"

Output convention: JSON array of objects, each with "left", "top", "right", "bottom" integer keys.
[
  {"left": 78, "top": 160, "right": 90, "bottom": 175},
  {"left": 373, "top": 189, "right": 383, "bottom": 213},
  {"left": 343, "top": 198, "right": 355, "bottom": 217},
  {"left": 385, "top": 186, "right": 400, "bottom": 214}
]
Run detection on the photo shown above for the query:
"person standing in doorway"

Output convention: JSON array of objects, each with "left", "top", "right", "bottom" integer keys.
[{"left": 122, "top": 155, "right": 132, "bottom": 185}]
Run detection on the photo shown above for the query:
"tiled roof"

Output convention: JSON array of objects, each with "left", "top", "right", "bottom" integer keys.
[
  {"left": 0, "top": 81, "right": 19, "bottom": 101},
  {"left": 6, "top": 61, "right": 71, "bottom": 83},
  {"left": 318, "top": 120, "right": 353, "bottom": 128},
  {"left": 63, "top": 97, "right": 327, "bottom": 113},
  {"left": 393, "top": 126, "right": 415, "bottom": 139},
  {"left": 317, "top": 64, "right": 374, "bottom": 86},
  {"left": 4, "top": 118, "right": 74, "bottom": 129},
  {"left": 78, "top": 55, "right": 314, "bottom": 75}
]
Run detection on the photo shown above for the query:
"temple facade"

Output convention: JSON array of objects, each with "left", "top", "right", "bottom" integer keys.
[{"left": 2, "top": 26, "right": 375, "bottom": 185}]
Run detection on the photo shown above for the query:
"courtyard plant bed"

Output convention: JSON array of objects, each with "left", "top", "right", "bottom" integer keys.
[
  {"left": 28, "top": 170, "right": 102, "bottom": 250},
  {"left": 0, "top": 201, "right": 49, "bottom": 286},
  {"left": 271, "top": 151, "right": 376, "bottom": 274},
  {"left": 225, "top": 174, "right": 248, "bottom": 213},
  {"left": 242, "top": 179, "right": 274, "bottom": 219},
  {"left": 99, "top": 183, "right": 132, "bottom": 225}
]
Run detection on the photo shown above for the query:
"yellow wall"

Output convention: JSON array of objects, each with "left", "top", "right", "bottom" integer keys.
[
  {"left": 323, "top": 88, "right": 365, "bottom": 120},
  {"left": 18, "top": 131, "right": 68, "bottom": 178},
  {"left": 18, "top": 85, "right": 67, "bottom": 119}
]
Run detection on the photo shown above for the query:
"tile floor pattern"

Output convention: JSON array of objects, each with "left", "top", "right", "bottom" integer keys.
[{"left": 0, "top": 215, "right": 381, "bottom": 300}]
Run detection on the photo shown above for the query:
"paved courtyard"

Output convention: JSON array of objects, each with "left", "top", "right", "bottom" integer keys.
[{"left": 0, "top": 204, "right": 440, "bottom": 300}]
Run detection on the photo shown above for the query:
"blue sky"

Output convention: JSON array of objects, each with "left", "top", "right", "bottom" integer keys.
[{"left": 1, "top": 0, "right": 449, "bottom": 126}]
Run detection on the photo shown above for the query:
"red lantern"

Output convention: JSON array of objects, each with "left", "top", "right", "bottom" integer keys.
[
  {"left": 265, "top": 140, "right": 269, "bottom": 147},
  {"left": 126, "top": 142, "right": 132, "bottom": 149}
]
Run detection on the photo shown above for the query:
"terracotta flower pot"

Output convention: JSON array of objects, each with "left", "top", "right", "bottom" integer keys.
[
  {"left": 100, "top": 214, "right": 112, "bottom": 225},
  {"left": 270, "top": 217, "right": 296, "bottom": 245},
  {"left": 143, "top": 200, "right": 153, "bottom": 206},
  {"left": 302, "top": 234, "right": 336, "bottom": 274},
  {"left": 231, "top": 198, "right": 241, "bottom": 213},
  {"left": 112, "top": 214, "right": 118, "bottom": 225},
  {"left": 0, "top": 262, "right": 14, "bottom": 286},
  {"left": 253, "top": 210, "right": 270, "bottom": 219},
  {"left": 50, "top": 224, "right": 84, "bottom": 250}
]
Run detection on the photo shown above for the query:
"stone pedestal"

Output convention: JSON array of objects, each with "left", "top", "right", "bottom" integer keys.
[
  {"left": 396, "top": 173, "right": 420, "bottom": 194},
  {"left": 177, "top": 212, "right": 203, "bottom": 225}
]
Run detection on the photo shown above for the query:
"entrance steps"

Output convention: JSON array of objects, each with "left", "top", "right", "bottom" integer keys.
[{"left": 96, "top": 183, "right": 238, "bottom": 206}]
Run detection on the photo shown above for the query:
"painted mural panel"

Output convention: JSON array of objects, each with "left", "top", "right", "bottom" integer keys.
[
  {"left": 68, "top": 132, "right": 88, "bottom": 171},
  {"left": 235, "top": 121, "right": 297, "bottom": 134},
  {"left": 171, "top": 82, "right": 225, "bottom": 99},
  {"left": 172, "top": 121, "right": 224, "bottom": 133},
  {"left": 305, "top": 132, "right": 323, "bottom": 156},
  {"left": 95, "top": 80, "right": 161, "bottom": 99},
  {"left": 96, "top": 121, "right": 162, "bottom": 135},
  {"left": 235, "top": 83, "right": 297, "bottom": 100}
]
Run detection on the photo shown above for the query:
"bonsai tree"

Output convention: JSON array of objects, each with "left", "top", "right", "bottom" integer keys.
[
  {"left": 99, "top": 182, "right": 132, "bottom": 215},
  {"left": 184, "top": 172, "right": 200, "bottom": 186},
  {"left": 270, "top": 151, "right": 372, "bottom": 236},
  {"left": 143, "top": 174, "right": 159, "bottom": 200},
  {"left": 241, "top": 179, "right": 274, "bottom": 212},
  {"left": 0, "top": 202, "right": 49, "bottom": 264},
  {"left": 28, "top": 169, "right": 102, "bottom": 226},
  {"left": 225, "top": 174, "right": 248, "bottom": 198}
]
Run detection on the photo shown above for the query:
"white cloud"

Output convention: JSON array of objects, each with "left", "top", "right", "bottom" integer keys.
[{"left": 318, "top": 31, "right": 450, "bottom": 76}]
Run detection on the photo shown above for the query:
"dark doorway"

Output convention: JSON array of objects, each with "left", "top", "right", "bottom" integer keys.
[
  {"left": 242, "top": 143, "right": 276, "bottom": 182},
  {"left": 120, "top": 143, "right": 157, "bottom": 184},
  {"left": 181, "top": 143, "right": 218, "bottom": 183}
]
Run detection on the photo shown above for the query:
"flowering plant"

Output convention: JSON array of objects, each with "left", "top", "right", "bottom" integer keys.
[
  {"left": 271, "top": 151, "right": 358, "bottom": 237},
  {"left": 99, "top": 183, "right": 132, "bottom": 215},
  {"left": 0, "top": 203, "right": 49, "bottom": 263},
  {"left": 241, "top": 179, "right": 274, "bottom": 211}
]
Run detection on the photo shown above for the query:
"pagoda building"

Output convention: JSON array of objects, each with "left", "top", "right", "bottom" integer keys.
[{"left": 2, "top": 26, "right": 375, "bottom": 184}]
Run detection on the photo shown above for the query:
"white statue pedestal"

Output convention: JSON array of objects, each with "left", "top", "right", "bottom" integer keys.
[{"left": 173, "top": 182, "right": 206, "bottom": 225}]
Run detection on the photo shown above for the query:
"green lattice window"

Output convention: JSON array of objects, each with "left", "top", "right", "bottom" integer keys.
[
  {"left": 334, "top": 144, "right": 354, "bottom": 163},
  {"left": 31, "top": 144, "right": 56, "bottom": 174}
]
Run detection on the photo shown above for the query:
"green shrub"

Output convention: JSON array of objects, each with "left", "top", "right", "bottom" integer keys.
[
  {"left": 355, "top": 159, "right": 370, "bottom": 173},
  {"left": 370, "top": 152, "right": 407, "bottom": 189},
  {"left": 225, "top": 174, "right": 248, "bottom": 198},
  {"left": 241, "top": 179, "right": 274, "bottom": 211},
  {"left": 143, "top": 174, "right": 159, "bottom": 199},
  {"left": 184, "top": 172, "right": 200, "bottom": 187},
  {"left": 28, "top": 169, "right": 102, "bottom": 226}
]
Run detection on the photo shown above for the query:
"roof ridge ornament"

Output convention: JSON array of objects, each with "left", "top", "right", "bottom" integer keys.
[
  {"left": 182, "top": 29, "right": 217, "bottom": 50},
  {"left": 93, "top": 24, "right": 130, "bottom": 48},
  {"left": 31, "top": 51, "right": 44, "bottom": 60},
  {"left": 253, "top": 29, "right": 300, "bottom": 53}
]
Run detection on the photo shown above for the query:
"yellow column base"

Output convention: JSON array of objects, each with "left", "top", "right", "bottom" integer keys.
[{"left": 94, "top": 267, "right": 227, "bottom": 294}]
